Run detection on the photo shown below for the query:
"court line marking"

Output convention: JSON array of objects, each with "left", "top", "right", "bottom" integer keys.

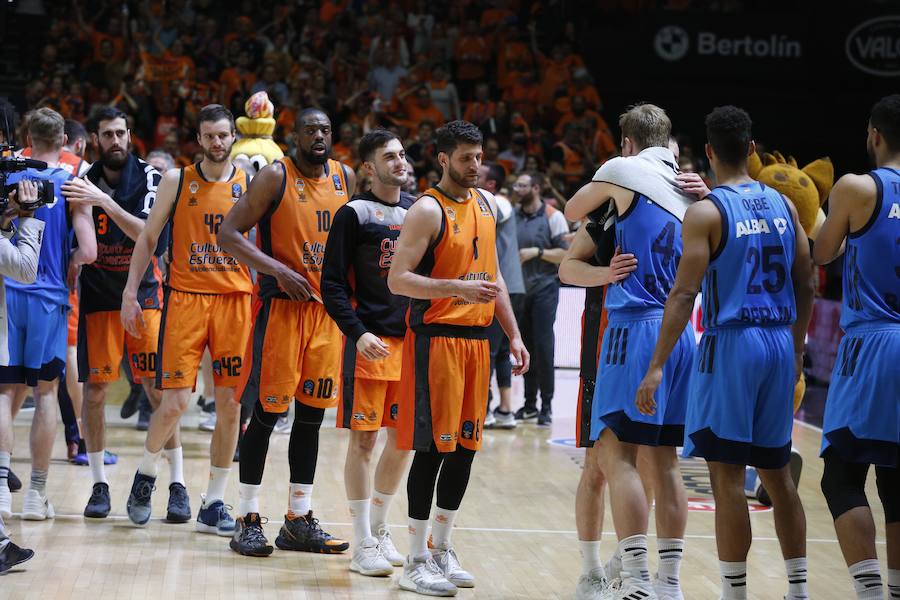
[{"left": 19, "top": 513, "right": 884, "bottom": 545}]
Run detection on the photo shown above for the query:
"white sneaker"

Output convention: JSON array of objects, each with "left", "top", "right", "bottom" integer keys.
[
  {"left": 575, "top": 569, "right": 611, "bottom": 599},
  {"left": 599, "top": 577, "right": 657, "bottom": 600},
  {"left": 399, "top": 555, "right": 458, "bottom": 597},
  {"left": 653, "top": 574, "right": 684, "bottom": 600},
  {"left": 273, "top": 414, "right": 291, "bottom": 434},
  {"left": 0, "top": 484, "right": 11, "bottom": 519},
  {"left": 376, "top": 525, "right": 404, "bottom": 566},
  {"left": 21, "top": 489, "right": 55, "bottom": 520},
  {"left": 199, "top": 412, "right": 217, "bottom": 432},
  {"left": 483, "top": 410, "right": 497, "bottom": 428},
  {"left": 604, "top": 554, "right": 622, "bottom": 582},
  {"left": 350, "top": 536, "right": 393, "bottom": 576},
  {"left": 493, "top": 410, "right": 517, "bottom": 429},
  {"left": 430, "top": 543, "right": 474, "bottom": 588}
]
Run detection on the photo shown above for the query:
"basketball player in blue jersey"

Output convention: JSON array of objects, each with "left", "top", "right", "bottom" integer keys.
[
  {"left": 636, "top": 106, "right": 813, "bottom": 600},
  {"left": 565, "top": 103, "right": 695, "bottom": 600},
  {"left": 813, "top": 94, "right": 900, "bottom": 600},
  {"left": 0, "top": 108, "right": 97, "bottom": 521}
]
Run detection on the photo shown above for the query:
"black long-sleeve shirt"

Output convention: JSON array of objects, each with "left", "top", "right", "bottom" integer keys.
[{"left": 322, "top": 190, "right": 415, "bottom": 342}]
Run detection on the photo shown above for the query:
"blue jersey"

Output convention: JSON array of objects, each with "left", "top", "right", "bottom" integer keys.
[
  {"left": 702, "top": 182, "right": 796, "bottom": 329},
  {"left": 841, "top": 167, "right": 900, "bottom": 329},
  {"left": 5, "top": 166, "right": 73, "bottom": 305},
  {"left": 605, "top": 194, "right": 682, "bottom": 315}
]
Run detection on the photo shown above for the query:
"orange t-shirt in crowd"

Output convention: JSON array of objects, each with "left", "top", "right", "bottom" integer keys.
[
  {"left": 592, "top": 127, "right": 617, "bottom": 165},
  {"left": 503, "top": 82, "right": 540, "bottom": 121},
  {"left": 89, "top": 30, "right": 125, "bottom": 62},
  {"left": 554, "top": 110, "right": 607, "bottom": 137},
  {"left": 568, "top": 83, "right": 602, "bottom": 111},
  {"left": 219, "top": 68, "right": 257, "bottom": 105},
  {"left": 403, "top": 104, "right": 446, "bottom": 128},
  {"left": 497, "top": 41, "right": 533, "bottom": 90},
  {"left": 463, "top": 101, "right": 496, "bottom": 125},
  {"left": 454, "top": 35, "right": 490, "bottom": 81},
  {"left": 320, "top": 0, "right": 349, "bottom": 25},
  {"left": 331, "top": 142, "right": 356, "bottom": 167}
]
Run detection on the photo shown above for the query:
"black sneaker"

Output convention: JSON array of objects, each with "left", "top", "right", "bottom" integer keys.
[
  {"left": 275, "top": 510, "right": 349, "bottom": 554},
  {"left": 166, "top": 482, "right": 191, "bottom": 523},
  {"left": 514, "top": 406, "right": 539, "bottom": 422},
  {"left": 230, "top": 513, "right": 274, "bottom": 557},
  {"left": 126, "top": 472, "right": 156, "bottom": 525},
  {"left": 0, "top": 541, "right": 34, "bottom": 573},
  {"left": 119, "top": 384, "right": 142, "bottom": 419},
  {"left": 537, "top": 408, "right": 553, "bottom": 427},
  {"left": 7, "top": 469, "right": 21, "bottom": 492},
  {"left": 84, "top": 482, "right": 111, "bottom": 518}
]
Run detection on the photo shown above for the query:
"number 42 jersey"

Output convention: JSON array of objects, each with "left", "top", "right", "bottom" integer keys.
[{"left": 701, "top": 181, "right": 796, "bottom": 329}]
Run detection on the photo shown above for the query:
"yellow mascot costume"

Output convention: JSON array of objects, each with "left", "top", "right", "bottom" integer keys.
[
  {"left": 231, "top": 91, "right": 284, "bottom": 173},
  {"left": 748, "top": 150, "right": 835, "bottom": 412}
]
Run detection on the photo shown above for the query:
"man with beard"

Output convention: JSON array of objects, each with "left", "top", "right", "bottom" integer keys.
[
  {"left": 119, "top": 105, "right": 250, "bottom": 533},
  {"left": 61, "top": 108, "right": 177, "bottom": 520},
  {"left": 388, "top": 120, "right": 529, "bottom": 596},
  {"left": 219, "top": 108, "right": 355, "bottom": 557},
  {"left": 0, "top": 108, "right": 96, "bottom": 521},
  {"left": 322, "top": 129, "right": 414, "bottom": 576}
]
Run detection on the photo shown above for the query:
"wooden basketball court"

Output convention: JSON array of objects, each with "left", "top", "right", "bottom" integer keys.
[{"left": 0, "top": 371, "right": 885, "bottom": 599}]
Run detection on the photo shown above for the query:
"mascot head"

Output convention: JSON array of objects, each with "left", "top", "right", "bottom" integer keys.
[{"left": 231, "top": 91, "right": 284, "bottom": 173}]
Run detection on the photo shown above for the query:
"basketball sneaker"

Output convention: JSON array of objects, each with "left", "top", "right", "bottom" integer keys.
[
  {"left": 84, "top": 482, "right": 111, "bottom": 518},
  {"left": 399, "top": 554, "right": 458, "bottom": 597},
  {"left": 349, "top": 535, "right": 393, "bottom": 576},
  {"left": 537, "top": 407, "right": 553, "bottom": 427},
  {"left": 275, "top": 510, "right": 349, "bottom": 553},
  {"left": 199, "top": 411, "right": 216, "bottom": 432},
  {"left": 166, "top": 482, "right": 191, "bottom": 523},
  {"left": 653, "top": 574, "right": 684, "bottom": 600},
  {"left": 273, "top": 414, "right": 291, "bottom": 434},
  {"left": 605, "top": 553, "right": 623, "bottom": 582},
  {"left": 0, "top": 541, "right": 34, "bottom": 573},
  {"left": 493, "top": 409, "right": 517, "bottom": 429},
  {"left": 483, "top": 410, "right": 496, "bottom": 428},
  {"left": 0, "top": 484, "right": 11, "bottom": 519},
  {"left": 72, "top": 450, "right": 118, "bottom": 467},
  {"left": 196, "top": 497, "right": 236, "bottom": 536},
  {"left": 230, "top": 513, "right": 274, "bottom": 556},
  {"left": 7, "top": 469, "right": 21, "bottom": 492},
  {"left": 126, "top": 472, "right": 156, "bottom": 525},
  {"left": 375, "top": 524, "right": 404, "bottom": 566},
  {"left": 430, "top": 542, "right": 474, "bottom": 588},
  {"left": 21, "top": 489, "right": 55, "bottom": 521},
  {"left": 575, "top": 568, "right": 611, "bottom": 599},
  {"left": 514, "top": 405, "right": 539, "bottom": 422},
  {"left": 599, "top": 577, "right": 657, "bottom": 600}
]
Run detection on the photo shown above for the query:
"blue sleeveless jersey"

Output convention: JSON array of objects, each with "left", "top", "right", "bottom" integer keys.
[
  {"left": 5, "top": 167, "right": 73, "bottom": 305},
  {"left": 605, "top": 194, "right": 682, "bottom": 315},
  {"left": 702, "top": 182, "right": 796, "bottom": 329},
  {"left": 841, "top": 167, "right": 900, "bottom": 329}
]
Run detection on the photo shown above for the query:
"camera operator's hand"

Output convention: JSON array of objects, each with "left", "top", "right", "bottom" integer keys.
[
  {"left": 62, "top": 177, "right": 112, "bottom": 210},
  {"left": 14, "top": 180, "right": 38, "bottom": 218}
]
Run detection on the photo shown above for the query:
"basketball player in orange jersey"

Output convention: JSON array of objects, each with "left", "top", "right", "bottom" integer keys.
[
  {"left": 120, "top": 104, "right": 250, "bottom": 532},
  {"left": 218, "top": 108, "right": 355, "bottom": 557},
  {"left": 388, "top": 120, "right": 529, "bottom": 597}
]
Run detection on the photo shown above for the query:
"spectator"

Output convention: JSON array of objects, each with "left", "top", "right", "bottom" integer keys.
[
  {"left": 251, "top": 63, "right": 289, "bottom": 106},
  {"left": 498, "top": 132, "right": 528, "bottom": 174},
  {"left": 426, "top": 64, "right": 461, "bottom": 122},
  {"left": 368, "top": 47, "right": 408, "bottom": 102},
  {"left": 568, "top": 68, "right": 602, "bottom": 111},
  {"left": 407, "top": 0, "right": 435, "bottom": 55},
  {"left": 406, "top": 120, "right": 438, "bottom": 175},
  {"left": 146, "top": 150, "right": 176, "bottom": 173},
  {"left": 496, "top": 29, "right": 534, "bottom": 91},
  {"left": 555, "top": 95, "right": 607, "bottom": 138},
  {"left": 503, "top": 70, "right": 541, "bottom": 123},
  {"left": 454, "top": 20, "right": 491, "bottom": 98},
  {"left": 463, "top": 83, "right": 497, "bottom": 131},
  {"left": 548, "top": 123, "right": 594, "bottom": 194},
  {"left": 332, "top": 123, "right": 358, "bottom": 167},
  {"left": 400, "top": 87, "right": 446, "bottom": 130}
]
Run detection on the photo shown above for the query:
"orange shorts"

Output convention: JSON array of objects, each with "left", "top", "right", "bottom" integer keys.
[
  {"left": 77, "top": 309, "right": 161, "bottom": 383},
  {"left": 397, "top": 329, "right": 489, "bottom": 453},
  {"left": 237, "top": 298, "right": 341, "bottom": 413},
  {"left": 157, "top": 289, "right": 251, "bottom": 390},
  {"left": 67, "top": 290, "right": 79, "bottom": 347},
  {"left": 336, "top": 336, "right": 404, "bottom": 430}
]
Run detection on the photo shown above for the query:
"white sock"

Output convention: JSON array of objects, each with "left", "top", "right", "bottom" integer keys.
[
  {"left": 619, "top": 534, "right": 650, "bottom": 583},
  {"left": 408, "top": 517, "right": 430, "bottom": 560},
  {"left": 87, "top": 451, "right": 107, "bottom": 485},
  {"left": 164, "top": 447, "right": 184, "bottom": 485},
  {"left": 720, "top": 560, "right": 748, "bottom": 600},
  {"left": 431, "top": 507, "right": 457, "bottom": 549},
  {"left": 785, "top": 556, "right": 809, "bottom": 599},
  {"left": 606, "top": 547, "right": 622, "bottom": 576},
  {"left": 29, "top": 470, "right": 47, "bottom": 495},
  {"left": 579, "top": 540, "right": 604, "bottom": 577},
  {"left": 849, "top": 559, "right": 884, "bottom": 599},
  {"left": 0, "top": 451, "right": 10, "bottom": 488},
  {"left": 289, "top": 483, "right": 313, "bottom": 515},
  {"left": 888, "top": 568, "right": 899, "bottom": 599},
  {"left": 371, "top": 490, "right": 394, "bottom": 531},
  {"left": 657, "top": 538, "right": 684, "bottom": 589},
  {"left": 238, "top": 483, "right": 261, "bottom": 516},
  {"left": 349, "top": 498, "right": 372, "bottom": 544},
  {"left": 205, "top": 466, "right": 230, "bottom": 505},
  {"left": 138, "top": 447, "right": 161, "bottom": 477},
  {"left": 0, "top": 513, "right": 8, "bottom": 541}
]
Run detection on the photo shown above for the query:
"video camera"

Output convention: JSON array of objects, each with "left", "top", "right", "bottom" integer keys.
[{"left": 0, "top": 143, "right": 55, "bottom": 213}]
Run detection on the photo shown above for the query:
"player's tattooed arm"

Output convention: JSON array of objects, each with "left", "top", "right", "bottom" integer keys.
[
  {"left": 564, "top": 180, "right": 633, "bottom": 222},
  {"left": 813, "top": 173, "right": 875, "bottom": 265},
  {"left": 636, "top": 200, "right": 717, "bottom": 415},
  {"left": 219, "top": 163, "right": 314, "bottom": 301}
]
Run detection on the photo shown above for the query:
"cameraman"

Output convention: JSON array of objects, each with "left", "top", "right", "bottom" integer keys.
[
  {"left": 0, "top": 107, "right": 96, "bottom": 521},
  {"left": 0, "top": 180, "right": 43, "bottom": 572}
]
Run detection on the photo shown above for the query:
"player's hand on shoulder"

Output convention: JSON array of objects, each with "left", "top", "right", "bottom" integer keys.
[
  {"left": 356, "top": 332, "right": 390, "bottom": 361},
  {"left": 274, "top": 265, "right": 315, "bottom": 301},
  {"left": 455, "top": 279, "right": 499, "bottom": 304},
  {"left": 676, "top": 172, "right": 710, "bottom": 198},
  {"left": 62, "top": 176, "right": 109, "bottom": 209},
  {"left": 608, "top": 246, "right": 637, "bottom": 283}
]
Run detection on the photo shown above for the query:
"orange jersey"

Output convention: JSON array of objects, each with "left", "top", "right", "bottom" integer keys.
[
  {"left": 168, "top": 163, "right": 252, "bottom": 294},
  {"left": 409, "top": 187, "right": 497, "bottom": 330},
  {"left": 257, "top": 157, "right": 351, "bottom": 300}
]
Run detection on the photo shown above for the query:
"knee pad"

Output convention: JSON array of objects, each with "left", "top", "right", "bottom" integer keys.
[
  {"left": 875, "top": 465, "right": 900, "bottom": 523},
  {"left": 293, "top": 402, "right": 325, "bottom": 427},
  {"left": 820, "top": 453, "right": 870, "bottom": 520}
]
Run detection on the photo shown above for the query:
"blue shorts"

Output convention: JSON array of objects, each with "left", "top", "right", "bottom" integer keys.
[
  {"left": 821, "top": 323, "right": 900, "bottom": 468},
  {"left": 0, "top": 288, "right": 67, "bottom": 387},
  {"left": 684, "top": 326, "right": 794, "bottom": 469},
  {"left": 590, "top": 312, "right": 693, "bottom": 446}
]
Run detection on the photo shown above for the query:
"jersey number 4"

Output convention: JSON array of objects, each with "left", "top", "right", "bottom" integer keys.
[{"left": 205, "top": 213, "right": 224, "bottom": 234}]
